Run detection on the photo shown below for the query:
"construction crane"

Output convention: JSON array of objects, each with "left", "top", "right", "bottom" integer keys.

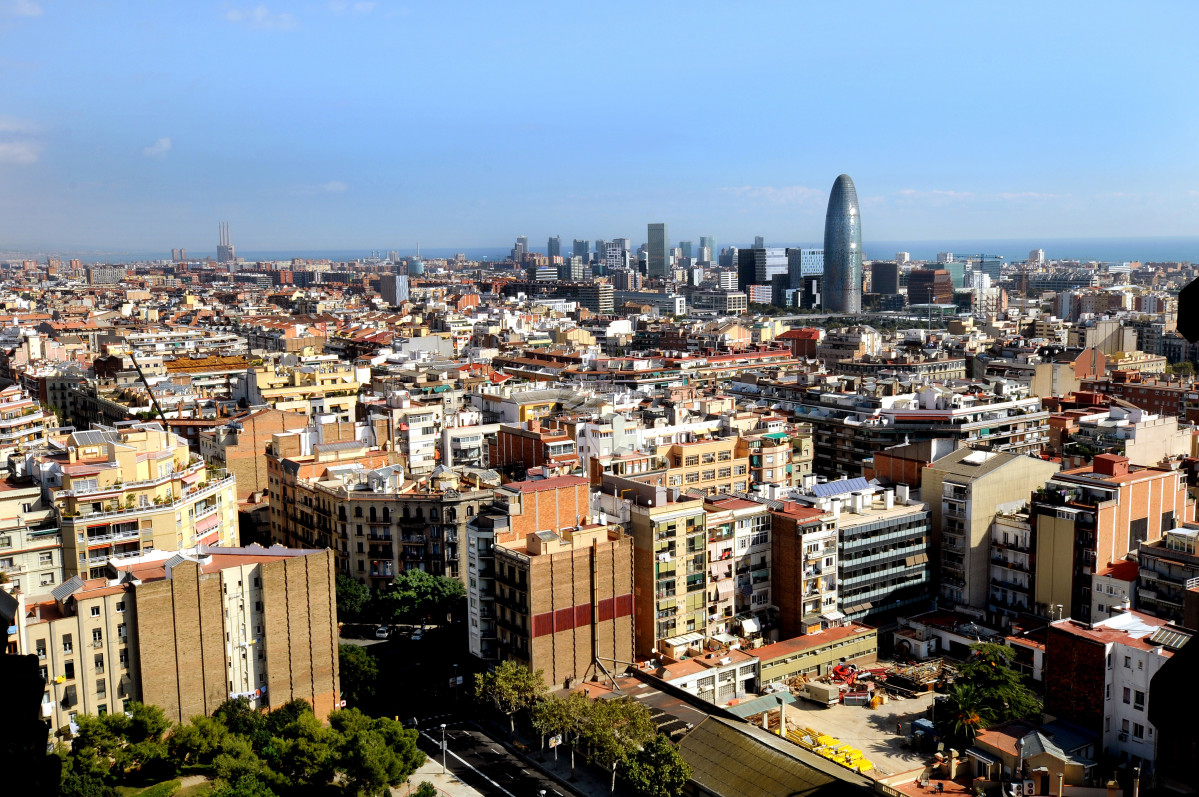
[{"left": 128, "top": 351, "right": 168, "bottom": 424}]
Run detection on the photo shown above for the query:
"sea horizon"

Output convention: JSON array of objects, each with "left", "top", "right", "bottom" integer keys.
[{"left": 5, "top": 235, "right": 1199, "bottom": 266}]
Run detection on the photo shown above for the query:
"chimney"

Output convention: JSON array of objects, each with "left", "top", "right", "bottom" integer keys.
[
  {"left": 896, "top": 484, "right": 910, "bottom": 504},
  {"left": 883, "top": 489, "right": 894, "bottom": 510}
]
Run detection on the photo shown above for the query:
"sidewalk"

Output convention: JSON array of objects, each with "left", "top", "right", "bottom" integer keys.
[
  {"left": 482, "top": 720, "right": 632, "bottom": 797},
  {"left": 394, "top": 758, "right": 483, "bottom": 797}
]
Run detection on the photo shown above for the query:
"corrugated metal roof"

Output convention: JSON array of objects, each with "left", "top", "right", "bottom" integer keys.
[
  {"left": 1148, "top": 626, "right": 1192, "bottom": 651},
  {"left": 811, "top": 477, "right": 870, "bottom": 498}
]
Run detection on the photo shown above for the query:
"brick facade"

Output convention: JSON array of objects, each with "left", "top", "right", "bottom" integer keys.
[{"left": 1044, "top": 623, "right": 1106, "bottom": 731}]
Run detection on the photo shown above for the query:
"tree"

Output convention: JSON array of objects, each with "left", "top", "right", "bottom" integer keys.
[
  {"left": 210, "top": 774, "right": 278, "bottom": 797},
  {"left": 413, "top": 782, "right": 438, "bottom": 797},
  {"left": 168, "top": 715, "right": 229, "bottom": 766},
  {"left": 336, "top": 574, "right": 372, "bottom": 622},
  {"left": 941, "top": 683, "right": 991, "bottom": 746},
  {"left": 328, "top": 709, "right": 425, "bottom": 797},
  {"left": 474, "top": 661, "right": 548, "bottom": 732},
  {"left": 214, "top": 698, "right": 266, "bottom": 739},
  {"left": 531, "top": 691, "right": 589, "bottom": 769},
  {"left": 956, "top": 642, "right": 1041, "bottom": 724},
  {"left": 376, "top": 569, "right": 466, "bottom": 627},
  {"left": 339, "top": 643, "right": 379, "bottom": 707},
  {"left": 621, "top": 734, "right": 692, "bottom": 797},
  {"left": 212, "top": 736, "right": 272, "bottom": 788},
  {"left": 581, "top": 697, "right": 657, "bottom": 793},
  {"left": 264, "top": 711, "right": 338, "bottom": 790}
]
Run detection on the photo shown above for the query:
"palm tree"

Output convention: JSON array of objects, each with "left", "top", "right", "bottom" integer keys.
[{"left": 944, "top": 683, "right": 993, "bottom": 746}]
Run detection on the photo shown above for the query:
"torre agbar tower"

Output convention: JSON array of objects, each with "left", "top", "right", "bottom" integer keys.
[{"left": 822, "top": 174, "right": 863, "bottom": 313}]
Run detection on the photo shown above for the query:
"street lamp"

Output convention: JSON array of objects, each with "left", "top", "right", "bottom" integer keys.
[{"left": 440, "top": 723, "right": 447, "bottom": 774}]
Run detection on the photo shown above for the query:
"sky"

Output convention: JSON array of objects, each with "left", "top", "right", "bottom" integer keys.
[{"left": 2, "top": 1, "right": 1199, "bottom": 255}]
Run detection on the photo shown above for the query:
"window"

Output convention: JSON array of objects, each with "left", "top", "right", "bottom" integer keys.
[
  {"left": 1124, "top": 656, "right": 1131, "bottom": 668},
  {"left": 39, "top": 573, "right": 54, "bottom": 586},
  {"left": 35, "top": 640, "right": 46, "bottom": 659},
  {"left": 94, "top": 654, "right": 104, "bottom": 674},
  {"left": 118, "top": 649, "right": 128, "bottom": 668},
  {"left": 96, "top": 678, "right": 106, "bottom": 696},
  {"left": 1133, "top": 723, "right": 1144, "bottom": 739},
  {"left": 91, "top": 628, "right": 102, "bottom": 645},
  {"left": 90, "top": 606, "right": 100, "bottom": 618},
  {"left": 116, "top": 624, "right": 126, "bottom": 642},
  {"left": 115, "top": 601, "right": 125, "bottom": 613},
  {"left": 64, "top": 660, "right": 74, "bottom": 680},
  {"left": 62, "top": 634, "right": 73, "bottom": 654},
  {"left": 1122, "top": 687, "right": 1131, "bottom": 704},
  {"left": 39, "top": 551, "right": 52, "bottom": 565},
  {"left": 1105, "top": 684, "right": 1111, "bottom": 700},
  {"left": 97, "top": 704, "right": 107, "bottom": 716},
  {"left": 1134, "top": 690, "right": 1144, "bottom": 710}
]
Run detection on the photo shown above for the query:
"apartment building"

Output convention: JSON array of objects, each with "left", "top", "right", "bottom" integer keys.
[
  {"left": 364, "top": 392, "right": 444, "bottom": 475},
  {"left": 923, "top": 449, "right": 1060, "bottom": 614},
  {"left": 0, "top": 383, "right": 51, "bottom": 460},
  {"left": 1045, "top": 611, "right": 1189, "bottom": 771},
  {"left": 989, "top": 511, "right": 1035, "bottom": 626},
  {"left": 652, "top": 437, "right": 750, "bottom": 497},
  {"left": 768, "top": 503, "right": 839, "bottom": 638},
  {"left": 597, "top": 475, "right": 708, "bottom": 657},
  {"left": 237, "top": 361, "right": 361, "bottom": 422},
  {"left": 735, "top": 431, "right": 796, "bottom": 491},
  {"left": 34, "top": 423, "right": 239, "bottom": 579},
  {"left": 489, "top": 419, "right": 578, "bottom": 482},
  {"left": 702, "top": 496, "right": 773, "bottom": 639},
  {"left": 440, "top": 423, "right": 501, "bottom": 469},
  {"left": 1060, "top": 405, "right": 1193, "bottom": 468},
  {"left": 0, "top": 476, "right": 61, "bottom": 594},
  {"left": 15, "top": 545, "right": 338, "bottom": 733},
  {"left": 467, "top": 475, "right": 591, "bottom": 660},
  {"left": 199, "top": 407, "right": 310, "bottom": 501},
  {"left": 1137, "top": 525, "right": 1199, "bottom": 623},
  {"left": 1031, "top": 454, "right": 1193, "bottom": 622},
  {"left": 493, "top": 522, "right": 634, "bottom": 689}
]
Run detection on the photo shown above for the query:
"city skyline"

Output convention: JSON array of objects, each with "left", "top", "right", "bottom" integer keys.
[{"left": 1, "top": 3, "right": 1198, "bottom": 252}]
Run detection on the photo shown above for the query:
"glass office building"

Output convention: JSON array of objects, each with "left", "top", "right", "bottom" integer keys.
[{"left": 822, "top": 174, "right": 862, "bottom": 313}]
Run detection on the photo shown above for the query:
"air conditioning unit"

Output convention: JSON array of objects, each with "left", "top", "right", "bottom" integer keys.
[{"left": 1118, "top": 732, "right": 1128, "bottom": 741}]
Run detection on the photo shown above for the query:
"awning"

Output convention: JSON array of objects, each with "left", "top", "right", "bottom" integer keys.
[
  {"left": 716, "top": 579, "right": 735, "bottom": 599},
  {"left": 741, "top": 617, "right": 760, "bottom": 634},
  {"left": 195, "top": 513, "right": 220, "bottom": 534},
  {"left": 966, "top": 747, "right": 1000, "bottom": 767},
  {"left": 820, "top": 610, "right": 846, "bottom": 622}
]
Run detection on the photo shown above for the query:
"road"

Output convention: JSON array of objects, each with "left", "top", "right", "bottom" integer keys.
[{"left": 414, "top": 717, "right": 572, "bottom": 797}]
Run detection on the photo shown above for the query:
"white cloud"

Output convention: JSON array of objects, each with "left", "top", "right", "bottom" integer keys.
[
  {"left": 329, "top": 0, "right": 376, "bottom": 12},
  {"left": 9, "top": 0, "right": 42, "bottom": 17},
  {"left": 321, "top": 180, "right": 348, "bottom": 192},
  {"left": 226, "top": 5, "right": 297, "bottom": 30},
  {"left": 0, "top": 139, "right": 43, "bottom": 164},
  {"left": 0, "top": 117, "right": 38, "bottom": 134},
  {"left": 722, "top": 185, "right": 822, "bottom": 205},
  {"left": 142, "top": 137, "right": 172, "bottom": 159}
]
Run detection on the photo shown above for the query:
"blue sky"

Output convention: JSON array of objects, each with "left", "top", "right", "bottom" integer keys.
[{"left": 2, "top": 1, "right": 1198, "bottom": 254}]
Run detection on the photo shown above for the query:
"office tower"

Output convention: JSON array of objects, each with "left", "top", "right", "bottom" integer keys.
[
  {"left": 217, "top": 222, "right": 235, "bottom": 263},
  {"left": 578, "top": 282, "right": 615, "bottom": 314},
  {"left": 786, "top": 248, "right": 824, "bottom": 289},
  {"left": 1029, "top": 248, "right": 1046, "bottom": 265},
  {"left": 380, "top": 273, "right": 409, "bottom": 306},
  {"left": 873, "top": 261, "right": 900, "bottom": 295},
  {"left": 699, "top": 236, "right": 716, "bottom": 259},
  {"left": 697, "top": 246, "right": 712, "bottom": 264},
  {"left": 605, "top": 241, "right": 629, "bottom": 271},
  {"left": 822, "top": 174, "right": 863, "bottom": 313},
  {"left": 511, "top": 236, "right": 529, "bottom": 261},
  {"left": 896, "top": 252, "right": 910, "bottom": 264},
  {"left": 679, "top": 241, "right": 693, "bottom": 260},
  {"left": 594, "top": 239, "right": 607, "bottom": 262},
  {"left": 573, "top": 239, "right": 590, "bottom": 260},
  {"left": 647, "top": 223, "right": 669, "bottom": 277},
  {"left": 754, "top": 235, "right": 765, "bottom": 249},
  {"left": 718, "top": 270, "right": 738, "bottom": 291},
  {"left": 937, "top": 252, "right": 954, "bottom": 264},
  {"left": 547, "top": 236, "right": 561, "bottom": 258},
  {"left": 737, "top": 247, "right": 788, "bottom": 292},
  {"left": 908, "top": 267, "right": 954, "bottom": 304}
]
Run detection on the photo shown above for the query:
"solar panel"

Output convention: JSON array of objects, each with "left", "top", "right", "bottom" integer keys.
[
  {"left": 51, "top": 575, "right": 85, "bottom": 602},
  {"left": 811, "top": 477, "right": 870, "bottom": 498}
]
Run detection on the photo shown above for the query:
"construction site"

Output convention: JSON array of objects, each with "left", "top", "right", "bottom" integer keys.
[{"left": 744, "top": 659, "right": 955, "bottom": 777}]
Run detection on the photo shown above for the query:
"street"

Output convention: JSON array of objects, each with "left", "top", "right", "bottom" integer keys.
[{"left": 414, "top": 717, "right": 572, "bottom": 797}]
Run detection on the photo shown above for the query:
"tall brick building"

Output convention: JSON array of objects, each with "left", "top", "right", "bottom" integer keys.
[
  {"left": 15, "top": 545, "right": 339, "bottom": 732},
  {"left": 495, "top": 524, "right": 634, "bottom": 688},
  {"left": 200, "top": 407, "right": 310, "bottom": 501}
]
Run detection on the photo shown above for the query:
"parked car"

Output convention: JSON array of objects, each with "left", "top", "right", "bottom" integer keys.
[
  {"left": 410, "top": 630, "right": 423, "bottom": 641},
  {"left": 375, "top": 625, "right": 390, "bottom": 639}
]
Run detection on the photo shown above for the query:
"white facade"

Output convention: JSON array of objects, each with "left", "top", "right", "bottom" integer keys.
[{"left": 1103, "top": 636, "right": 1168, "bottom": 764}]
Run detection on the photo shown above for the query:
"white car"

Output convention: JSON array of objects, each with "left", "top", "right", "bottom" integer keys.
[
  {"left": 375, "top": 625, "right": 390, "bottom": 639},
  {"left": 410, "top": 630, "right": 423, "bottom": 641}
]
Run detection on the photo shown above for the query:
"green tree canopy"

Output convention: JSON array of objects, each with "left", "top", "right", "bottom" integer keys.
[
  {"left": 621, "top": 734, "right": 692, "bottom": 797},
  {"left": 336, "top": 574, "right": 372, "bottom": 622},
  {"left": 210, "top": 774, "right": 278, "bottom": 797},
  {"left": 581, "top": 696, "right": 657, "bottom": 793},
  {"left": 956, "top": 642, "right": 1042, "bottom": 724},
  {"left": 167, "top": 715, "right": 229, "bottom": 766},
  {"left": 338, "top": 643, "right": 380, "bottom": 707},
  {"left": 375, "top": 568, "right": 466, "bottom": 625},
  {"left": 328, "top": 709, "right": 425, "bottom": 797},
  {"left": 474, "top": 660, "right": 548, "bottom": 732}
]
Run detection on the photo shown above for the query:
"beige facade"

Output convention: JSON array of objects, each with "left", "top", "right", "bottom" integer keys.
[
  {"left": 923, "top": 450, "right": 1060, "bottom": 615},
  {"left": 36, "top": 423, "right": 239, "bottom": 579},
  {"left": 0, "top": 477, "right": 60, "bottom": 593},
  {"left": 14, "top": 546, "right": 338, "bottom": 734},
  {"left": 241, "top": 361, "right": 360, "bottom": 422},
  {"left": 653, "top": 438, "right": 750, "bottom": 496}
]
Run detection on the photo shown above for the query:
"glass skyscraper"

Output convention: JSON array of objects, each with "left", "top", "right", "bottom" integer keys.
[
  {"left": 822, "top": 174, "right": 862, "bottom": 313},
  {"left": 647, "top": 223, "right": 669, "bottom": 277}
]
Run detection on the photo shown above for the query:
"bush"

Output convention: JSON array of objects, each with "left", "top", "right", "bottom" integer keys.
[
  {"left": 414, "top": 782, "right": 438, "bottom": 797},
  {"left": 138, "top": 780, "right": 182, "bottom": 797}
]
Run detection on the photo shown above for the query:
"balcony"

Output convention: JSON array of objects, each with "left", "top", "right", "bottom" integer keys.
[{"left": 63, "top": 473, "right": 234, "bottom": 524}]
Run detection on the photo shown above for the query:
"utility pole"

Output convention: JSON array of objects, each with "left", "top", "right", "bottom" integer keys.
[{"left": 440, "top": 723, "right": 447, "bottom": 774}]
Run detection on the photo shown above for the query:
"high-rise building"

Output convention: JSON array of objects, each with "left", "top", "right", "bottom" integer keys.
[
  {"left": 572, "top": 239, "right": 590, "bottom": 260},
  {"left": 786, "top": 248, "right": 824, "bottom": 289},
  {"left": 699, "top": 236, "right": 716, "bottom": 260},
  {"left": 872, "top": 261, "right": 900, "bottom": 295},
  {"left": 511, "top": 236, "right": 529, "bottom": 261},
  {"left": 578, "top": 283, "right": 614, "bottom": 315},
  {"left": 737, "top": 247, "right": 788, "bottom": 292},
  {"left": 679, "top": 241, "right": 693, "bottom": 260},
  {"left": 647, "top": 223, "right": 669, "bottom": 277},
  {"left": 547, "top": 236, "right": 561, "bottom": 258},
  {"left": 822, "top": 174, "right": 863, "bottom": 313},
  {"left": 895, "top": 252, "right": 910, "bottom": 264},
  {"left": 217, "top": 222, "right": 235, "bottom": 264},
  {"left": 380, "top": 273, "right": 410, "bottom": 306},
  {"left": 1029, "top": 248, "right": 1046, "bottom": 265},
  {"left": 936, "top": 252, "right": 954, "bottom": 264},
  {"left": 594, "top": 239, "right": 607, "bottom": 262},
  {"left": 605, "top": 239, "right": 631, "bottom": 271},
  {"left": 907, "top": 267, "right": 954, "bottom": 304},
  {"left": 752, "top": 235, "right": 764, "bottom": 249}
]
